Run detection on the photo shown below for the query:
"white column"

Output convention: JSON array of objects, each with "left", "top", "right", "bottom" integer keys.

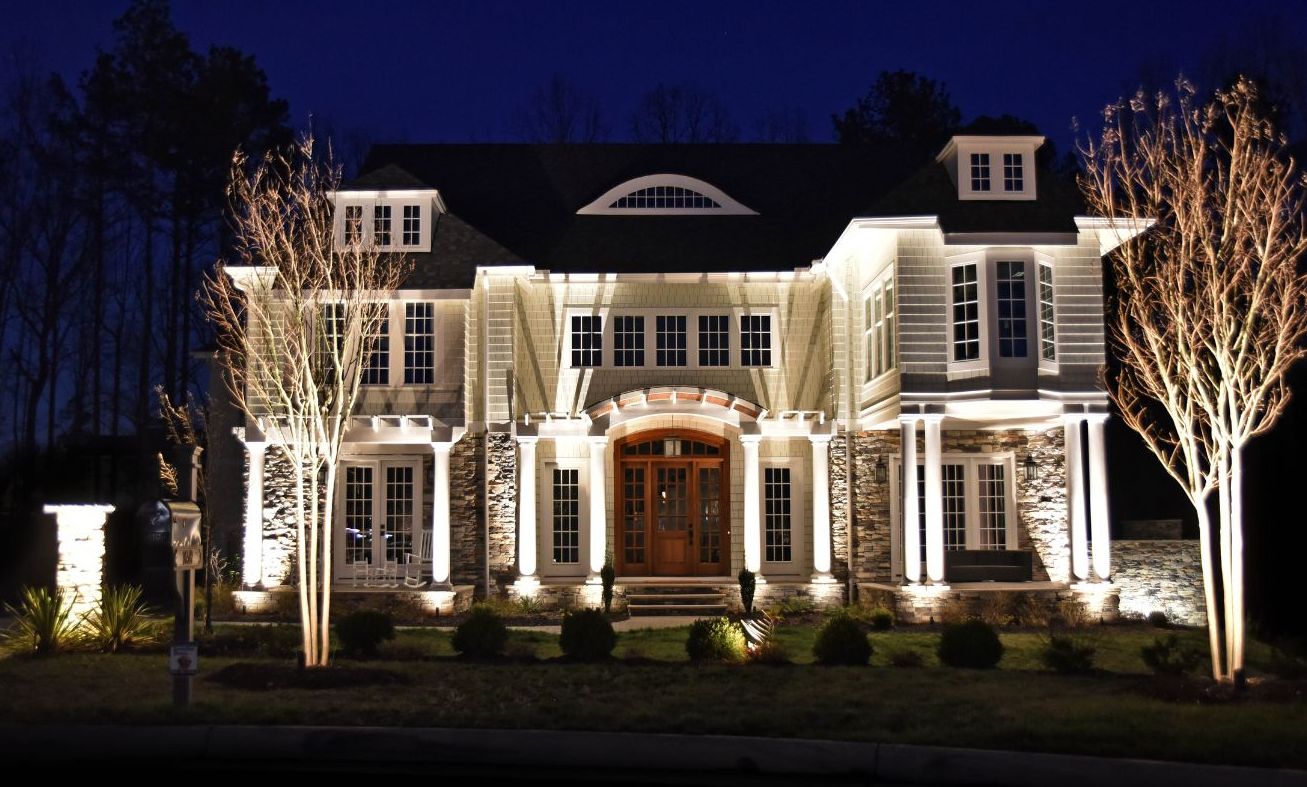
[
  {"left": 587, "top": 436, "right": 608, "bottom": 580},
  {"left": 516, "top": 436, "right": 539, "bottom": 582},
  {"left": 243, "top": 442, "right": 266, "bottom": 588},
  {"left": 923, "top": 415, "right": 946, "bottom": 584},
  {"left": 809, "top": 434, "right": 833, "bottom": 581},
  {"left": 1086, "top": 414, "right": 1111, "bottom": 582},
  {"left": 1064, "top": 415, "right": 1089, "bottom": 582},
  {"left": 899, "top": 416, "right": 921, "bottom": 584},
  {"left": 741, "top": 434, "right": 763, "bottom": 575},
  {"left": 430, "top": 442, "right": 452, "bottom": 587}
]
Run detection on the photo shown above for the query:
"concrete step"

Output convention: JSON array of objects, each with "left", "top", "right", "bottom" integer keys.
[
  {"left": 626, "top": 592, "right": 726, "bottom": 604},
  {"left": 628, "top": 603, "right": 729, "bottom": 617}
]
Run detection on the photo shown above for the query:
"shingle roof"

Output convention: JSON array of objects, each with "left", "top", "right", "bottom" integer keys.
[{"left": 346, "top": 143, "right": 1089, "bottom": 287}]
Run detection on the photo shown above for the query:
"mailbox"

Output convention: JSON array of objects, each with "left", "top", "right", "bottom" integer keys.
[{"left": 136, "top": 500, "right": 203, "bottom": 593}]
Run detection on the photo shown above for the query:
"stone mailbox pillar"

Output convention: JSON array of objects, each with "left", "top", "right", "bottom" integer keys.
[{"left": 44, "top": 504, "right": 116, "bottom": 619}]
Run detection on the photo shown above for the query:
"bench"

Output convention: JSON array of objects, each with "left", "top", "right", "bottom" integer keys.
[{"left": 944, "top": 550, "right": 1033, "bottom": 582}]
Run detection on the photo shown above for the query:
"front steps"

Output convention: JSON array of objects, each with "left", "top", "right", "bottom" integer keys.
[{"left": 626, "top": 584, "right": 729, "bottom": 617}]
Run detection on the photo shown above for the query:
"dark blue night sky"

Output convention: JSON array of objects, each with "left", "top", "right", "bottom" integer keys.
[{"left": 8, "top": 0, "right": 1305, "bottom": 154}]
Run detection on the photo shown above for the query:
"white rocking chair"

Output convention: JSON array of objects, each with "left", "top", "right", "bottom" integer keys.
[{"left": 403, "top": 530, "right": 433, "bottom": 588}]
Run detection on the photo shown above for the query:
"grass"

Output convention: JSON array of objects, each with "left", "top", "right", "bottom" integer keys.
[{"left": 1, "top": 622, "right": 1303, "bottom": 768}]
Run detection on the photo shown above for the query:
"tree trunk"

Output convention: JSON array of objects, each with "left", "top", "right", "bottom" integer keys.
[
  {"left": 320, "top": 463, "right": 337, "bottom": 665},
  {"left": 1195, "top": 500, "right": 1225, "bottom": 682},
  {"left": 293, "top": 459, "right": 313, "bottom": 666},
  {"left": 1218, "top": 447, "right": 1235, "bottom": 680},
  {"left": 1230, "top": 443, "right": 1246, "bottom": 680}
]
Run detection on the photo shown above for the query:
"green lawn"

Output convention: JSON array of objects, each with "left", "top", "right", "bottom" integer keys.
[{"left": 2, "top": 622, "right": 1304, "bottom": 769}]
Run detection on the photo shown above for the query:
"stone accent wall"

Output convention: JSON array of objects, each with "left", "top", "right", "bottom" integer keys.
[
  {"left": 485, "top": 430, "right": 517, "bottom": 591},
  {"left": 47, "top": 505, "right": 113, "bottom": 619},
  {"left": 254, "top": 447, "right": 303, "bottom": 587},
  {"left": 852, "top": 430, "right": 896, "bottom": 583},
  {"left": 829, "top": 435, "right": 850, "bottom": 586},
  {"left": 450, "top": 434, "right": 485, "bottom": 590},
  {"left": 1016, "top": 428, "right": 1069, "bottom": 582},
  {"left": 865, "top": 583, "right": 1119, "bottom": 625},
  {"left": 1112, "top": 540, "right": 1206, "bottom": 626}
]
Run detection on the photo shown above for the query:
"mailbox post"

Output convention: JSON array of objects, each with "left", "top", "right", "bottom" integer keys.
[{"left": 164, "top": 501, "right": 202, "bottom": 708}]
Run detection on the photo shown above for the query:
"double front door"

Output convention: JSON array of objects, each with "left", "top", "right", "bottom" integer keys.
[{"left": 616, "top": 430, "right": 730, "bottom": 576}]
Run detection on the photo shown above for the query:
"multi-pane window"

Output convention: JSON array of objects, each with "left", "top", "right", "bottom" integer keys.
[
  {"left": 656, "top": 315, "right": 687, "bottom": 366},
  {"left": 570, "top": 315, "right": 602, "bottom": 367},
  {"left": 344, "top": 466, "right": 374, "bottom": 565},
  {"left": 362, "top": 304, "right": 389, "bottom": 385},
  {"left": 764, "top": 467, "right": 792, "bottom": 562},
  {"left": 373, "top": 204, "right": 392, "bottom": 246},
  {"left": 865, "top": 279, "right": 896, "bottom": 381},
  {"left": 344, "top": 205, "right": 363, "bottom": 245},
  {"left": 611, "top": 185, "right": 721, "bottom": 209},
  {"left": 1003, "top": 153, "right": 1024, "bottom": 192},
  {"left": 740, "top": 315, "right": 772, "bottom": 366},
  {"left": 942, "top": 464, "right": 967, "bottom": 550},
  {"left": 552, "top": 468, "right": 580, "bottom": 564},
  {"left": 402, "top": 205, "right": 421, "bottom": 246},
  {"left": 384, "top": 466, "right": 414, "bottom": 563},
  {"left": 622, "top": 467, "right": 646, "bottom": 565},
  {"left": 996, "top": 260, "right": 1028, "bottom": 358},
  {"left": 1038, "top": 263, "right": 1056, "bottom": 361},
  {"left": 404, "top": 302, "right": 435, "bottom": 384},
  {"left": 341, "top": 461, "right": 421, "bottom": 575},
  {"left": 977, "top": 464, "right": 1008, "bottom": 549},
  {"left": 613, "top": 315, "right": 644, "bottom": 367},
  {"left": 970, "top": 153, "right": 991, "bottom": 191},
  {"left": 951, "top": 264, "right": 980, "bottom": 361},
  {"left": 698, "top": 315, "right": 729, "bottom": 366}
]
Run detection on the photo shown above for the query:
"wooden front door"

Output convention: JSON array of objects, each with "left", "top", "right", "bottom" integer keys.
[{"left": 616, "top": 430, "right": 730, "bottom": 576}]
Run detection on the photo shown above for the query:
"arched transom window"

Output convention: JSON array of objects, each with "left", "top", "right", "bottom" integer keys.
[{"left": 578, "top": 174, "right": 757, "bottom": 215}]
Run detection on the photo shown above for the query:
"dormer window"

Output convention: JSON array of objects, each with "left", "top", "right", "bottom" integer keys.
[
  {"left": 970, "top": 154, "right": 991, "bottom": 192},
  {"left": 938, "top": 136, "right": 1042, "bottom": 201},
  {"left": 331, "top": 192, "right": 440, "bottom": 252},
  {"left": 577, "top": 174, "right": 757, "bottom": 215},
  {"left": 1003, "top": 154, "right": 1024, "bottom": 192},
  {"left": 613, "top": 186, "right": 720, "bottom": 210},
  {"left": 402, "top": 205, "right": 422, "bottom": 246}
]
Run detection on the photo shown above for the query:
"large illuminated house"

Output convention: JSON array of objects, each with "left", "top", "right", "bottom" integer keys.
[{"left": 227, "top": 135, "right": 1170, "bottom": 622}]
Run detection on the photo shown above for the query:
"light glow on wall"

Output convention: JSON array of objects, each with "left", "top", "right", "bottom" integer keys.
[{"left": 44, "top": 504, "right": 115, "bottom": 619}]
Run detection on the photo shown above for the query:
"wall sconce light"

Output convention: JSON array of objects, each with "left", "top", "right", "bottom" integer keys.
[
  {"left": 875, "top": 456, "right": 888, "bottom": 484},
  {"left": 1024, "top": 454, "right": 1039, "bottom": 482}
]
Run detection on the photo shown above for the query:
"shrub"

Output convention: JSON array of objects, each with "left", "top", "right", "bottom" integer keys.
[
  {"left": 938, "top": 619, "right": 1004, "bottom": 669},
  {"left": 1012, "top": 595, "right": 1052, "bottom": 628},
  {"left": 685, "top": 617, "right": 746, "bottom": 662},
  {"left": 738, "top": 568, "right": 756, "bottom": 614},
  {"left": 1054, "top": 599, "right": 1091, "bottom": 629},
  {"left": 2, "top": 587, "right": 82, "bottom": 656},
  {"left": 452, "top": 605, "right": 508, "bottom": 658},
  {"left": 1141, "top": 634, "right": 1202, "bottom": 676},
  {"left": 1041, "top": 635, "right": 1096, "bottom": 674},
  {"left": 516, "top": 594, "right": 545, "bottom": 616},
  {"left": 937, "top": 596, "right": 973, "bottom": 625},
  {"left": 978, "top": 592, "right": 1017, "bottom": 627},
  {"left": 1148, "top": 610, "right": 1171, "bottom": 629},
  {"left": 813, "top": 615, "right": 873, "bottom": 665},
  {"left": 600, "top": 563, "right": 616, "bottom": 614},
  {"left": 770, "top": 597, "right": 816, "bottom": 620},
  {"left": 559, "top": 608, "right": 617, "bottom": 661},
  {"left": 198, "top": 624, "right": 302, "bottom": 658},
  {"left": 336, "top": 610, "right": 396, "bottom": 658},
  {"left": 83, "top": 585, "right": 156, "bottom": 653},
  {"left": 888, "top": 648, "right": 925, "bottom": 668},
  {"left": 868, "top": 607, "right": 894, "bottom": 631}
]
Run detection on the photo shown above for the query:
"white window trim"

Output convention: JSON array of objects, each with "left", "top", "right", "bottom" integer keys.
[
  {"left": 561, "top": 307, "right": 779, "bottom": 370},
  {"left": 577, "top": 174, "right": 758, "bottom": 216},
  {"left": 1036, "top": 259, "right": 1059, "bottom": 374},
  {"left": 357, "top": 298, "right": 442, "bottom": 387},
  {"left": 946, "top": 250, "right": 1056, "bottom": 379},
  {"left": 761, "top": 455, "right": 804, "bottom": 576},
  {"left": 333, "top": 456, "right": 425, "bottom": 581},
  {"left": 334, "top": 197, "right": 436, "bottom": 252},
  {"left": 540, "top": 457, "right": 589, "bottom": 577},
  {"left": 862, "top": 269, "right": 897, "bottom": 386},
  {"left": 956, "top": 142, "right": 1038, "bottom": 201},
  {"left": 946, "top": 252, "right": 989, "bottom": 376},
  {"left": 888, "top": 452, "right": 1019, "bottom": 581}
]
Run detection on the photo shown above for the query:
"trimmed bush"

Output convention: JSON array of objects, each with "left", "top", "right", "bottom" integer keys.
[
  {"left": 813, "top": 615, "right": 873, "bottom": 665},
  {"left": 336, "top": 610, "right": 396, "bottom": 658},
  {"left": 1041, "top": 635, "right": 1096, "bottom": 674},
  {"left": 868, "top": 607, "right": 894, "bottom": 631},
  {"left": 1148, "top": 610, "right": 1171, "bottom": 629},
  {"left": 938, "top": 619, "right": 1004, "bottom": 669},
  {"left": 559, "top": 608, "right": 617, "bottom": 661},
  {"left": 600, "top": 564, "right": 616, "bottom": 614},
  {"left": 738, "top": 569, "right": 756, "bottom": 614},
  {"left": 685, "top": 617, "right": 746, "bottom": 662},
  {"left": 1141, "top": 634, "right": 1202, "bottom": 676},
  {"left": 452, "top": 604, "right": 508, "bottom": 658}
]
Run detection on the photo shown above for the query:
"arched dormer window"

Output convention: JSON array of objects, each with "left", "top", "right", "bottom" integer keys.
[{"left": 577, "top": 174, "right": 757, "bottom": 216}]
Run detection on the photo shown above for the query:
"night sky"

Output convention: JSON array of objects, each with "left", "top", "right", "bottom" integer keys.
[{"left": 8, "top": 0, "right": 1305, "bottom": 154}]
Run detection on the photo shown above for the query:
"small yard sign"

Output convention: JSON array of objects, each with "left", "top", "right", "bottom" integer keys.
[{"left": 170, "top": 643, "right": 198, "bottom": 675}]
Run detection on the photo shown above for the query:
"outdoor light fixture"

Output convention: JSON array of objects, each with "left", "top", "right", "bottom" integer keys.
[
  {"left": 875, "top": 456, "right": 888, "bottom": 484},
  {"left": 1024, "top": 454, "right": 1039, "bottom": 482}
]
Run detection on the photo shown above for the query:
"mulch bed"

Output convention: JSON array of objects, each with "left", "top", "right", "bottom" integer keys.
[{"left": 208, "top": 662, "right": 410, "bottom": 690}]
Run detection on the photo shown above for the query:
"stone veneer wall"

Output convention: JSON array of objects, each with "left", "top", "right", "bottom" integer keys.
[
  {"left": 1112, "top": 540, "right": 1206, "bottom": 626},
  {"left": 850, "top": 427, "right": 1069, "bottom": 586},
  {"left": 829, "top": 436, "right": 851, "bottom": 590},
  {"left": 485, "top": 431, "right": 517, "bottom": 591},
  {"left": 450, "top": 434, "right": 485, "bottom": 590},
  {"left": 250, "top": 446, "right": 303, "bottom": 587}
]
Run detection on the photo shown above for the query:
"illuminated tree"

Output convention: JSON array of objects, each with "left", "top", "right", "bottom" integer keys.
[
  {"left": 1081, "top": 77, "right": 1307, "bottom": 683},
  {"left": 202, "top": 136, "right": 410, "bottom": 667}
]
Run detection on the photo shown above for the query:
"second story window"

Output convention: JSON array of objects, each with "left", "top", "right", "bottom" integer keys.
[
  {"left": 614, "top": 316, "right": 644, "bottom": 367},
  {"left": 571, "top": 315, "right": 602, "bottom": 367},
  {"left": 740, "top": 315, "right": 772, "bottom": 367},
  {"left": 362, "top": 304, "right": 389, "bottom": 385},
  {"left": 1003, "top": 153, "right": 1024, "bottom": 192},
  {"left": 970, "top": 153, "right": 991, "bottom": 192},
  {"left": 404, "top": 302, "right": 434, "bottom": 384},
  {"left": 995, "top": 260, "right": 1028, "bottom": 358},
  {"left": 698, "top": 315, "right": 729, "bottom": 367},
  {"left": 1038, "top": 263, "right": 1056, "bottom": 362},
  {"left": 656, "top": 316, "right": 687, "bottom": 366},
  {"left": 373, "top": 205, "right": 392, "bottom": 246},
  {"left": 402, "top": 205, "right": 421, "bottom": 246},
  {"left": 344, "top": 205, "right": 363, "bottom": 245},
  {"left": 865, "top": 277, "right": 896, "bottom": 381},
  {"left": 951, "top": 263, "right": 980, "bottom": 362}
]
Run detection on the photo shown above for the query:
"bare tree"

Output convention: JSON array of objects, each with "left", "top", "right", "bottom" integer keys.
[
  {"left": 202, "top": 135, "right": 411, "bottom": 667},
  {"left": 630, "top": 82, "right": 738, "bottom": 143},
  {"left": 513, "top": 74, "right": 606, "bottom": 143},
  {"left": 1081, "top": 77, "right": 1307, "bottom": 683}
]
